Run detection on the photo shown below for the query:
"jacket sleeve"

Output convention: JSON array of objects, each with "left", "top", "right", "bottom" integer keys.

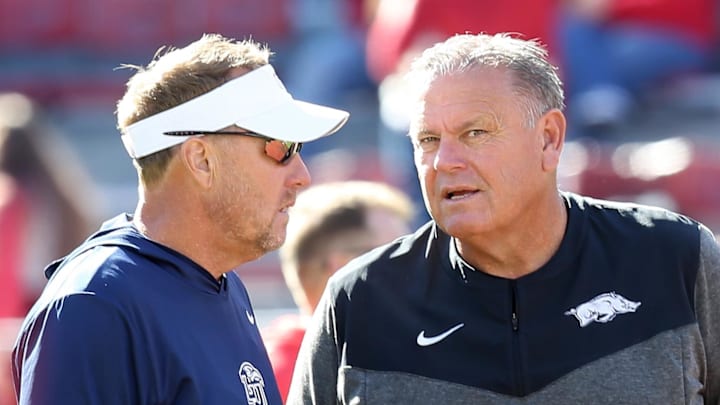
[
  {"left": 13, "top": 293, "right": 138, "bottom": 404},
  {"left": 286, "top": 289, "right": 342, "bottom": 405},
  {"left": 695, "top": 225, "right": 720, "bottom": 404}
]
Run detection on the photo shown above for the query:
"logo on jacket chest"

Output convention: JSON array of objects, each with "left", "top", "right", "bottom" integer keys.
[
  {"left": 239, "top": 362, "right": 268, "bottom": 404},
  {"left": 416, "top": 323, "right": 465, "bottom": 346},
  {"left": 565, "top": 291, "right": 641, "bottom": 327}
]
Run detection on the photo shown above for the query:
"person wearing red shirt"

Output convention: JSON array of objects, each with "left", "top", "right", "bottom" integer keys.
[{"left": 558, "top": 0, "right": 718, "bottom": 136}]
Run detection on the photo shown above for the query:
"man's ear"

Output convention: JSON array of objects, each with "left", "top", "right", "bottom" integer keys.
[
  {"left": 538, "top": 108, "right": 566, "bottom": 172},
  {"left": 179, "top": 138, "right": 214, "bottom": 188}
]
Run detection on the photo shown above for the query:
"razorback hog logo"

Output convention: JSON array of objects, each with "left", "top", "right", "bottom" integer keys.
[{"left": 565, "top": 292, "right": 641, "bottom": 327}]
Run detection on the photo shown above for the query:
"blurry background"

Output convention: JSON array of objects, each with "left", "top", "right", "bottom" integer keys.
[{"left": 2, "top": 1, "right": 720, "bottom": 401}]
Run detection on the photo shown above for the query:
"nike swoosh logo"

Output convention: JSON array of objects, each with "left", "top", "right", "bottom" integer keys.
[
  {"left": 416, "top": 323, "right": 465, "bottom": 347},
  {"left": 246, "top": 310, "right": 255, "bottom": 325}
]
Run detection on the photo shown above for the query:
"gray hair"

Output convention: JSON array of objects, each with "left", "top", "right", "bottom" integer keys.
[{"left": 406, "top": 33, "right": 564, "bottom": 127}]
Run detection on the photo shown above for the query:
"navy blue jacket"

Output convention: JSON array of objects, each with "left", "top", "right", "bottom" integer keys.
[{"left": 13, "top": 214, "right": 281, "bottom": 404}]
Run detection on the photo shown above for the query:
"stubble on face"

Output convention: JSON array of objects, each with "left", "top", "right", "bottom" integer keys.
[{"left": 206, "top": 154, "right": 286, "bottom": 259}]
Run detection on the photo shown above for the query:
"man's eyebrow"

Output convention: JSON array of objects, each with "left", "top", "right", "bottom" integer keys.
[
  {"left": 412, "top": 118, "right": 489, "bottom": 137},
  {"left": 454, "top": 118, "right": 492, "bottom": 132},
  {"left": 415, "top": 128, "right": 436, "bottom": 136}
]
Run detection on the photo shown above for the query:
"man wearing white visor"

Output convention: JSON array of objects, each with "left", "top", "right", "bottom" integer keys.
[{"left": 12, "top": 34, "right": 348, "bottom": 405}]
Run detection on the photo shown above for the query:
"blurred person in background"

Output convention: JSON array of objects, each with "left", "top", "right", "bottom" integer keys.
[
  {"left": 280, "top": 0, "right": 375, "bottom": 107},
  {"left": 365, "top": 0, "right": 557, "bottom": 84},
  {"left": 288, "top": 33, "right": 720, "bottom": 404},
  {"left": 557, "top": 0, "right": 718, "bottom": 137},
  {"left": 12, "top": 33, "right": 349, "bottom": 404},
  {"left": 273, "top": 0, "right": 381, "bottom": 164},
  {"left": 262, "top": 180, "right": 414, "bottom": 401},
  {"left": 0, "top": 92, "right": 100, "bottom": 318}
]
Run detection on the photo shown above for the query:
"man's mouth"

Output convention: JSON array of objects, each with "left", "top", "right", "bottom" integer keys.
[
  {"left": 445, "top": 189, "right": 477, "bottom": 200},
  {"left": 280, "top": 199, "right": 296, "bottom": 213}
]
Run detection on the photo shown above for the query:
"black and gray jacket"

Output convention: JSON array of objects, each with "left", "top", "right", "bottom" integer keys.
[{"left": 288, "top": 192, "right": 720, "bottom": 404}]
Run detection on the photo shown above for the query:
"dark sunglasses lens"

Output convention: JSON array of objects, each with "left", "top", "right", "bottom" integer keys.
[{"left": 265, "top": 140, "right": 300, "bottom": 164}]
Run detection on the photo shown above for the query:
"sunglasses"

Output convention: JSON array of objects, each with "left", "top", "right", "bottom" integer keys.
[{"left": 163, "top": 130, "right": 303, "bottom": 164}]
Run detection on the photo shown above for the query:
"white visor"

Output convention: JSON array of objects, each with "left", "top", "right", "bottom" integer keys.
[{"left": 121, "top": 65, "right": 349, "bottom": 159}]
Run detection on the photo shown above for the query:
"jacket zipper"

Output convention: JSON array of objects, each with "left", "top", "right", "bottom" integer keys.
[{"left": 510, "top": 280, "right": 525, "bottom": 395}]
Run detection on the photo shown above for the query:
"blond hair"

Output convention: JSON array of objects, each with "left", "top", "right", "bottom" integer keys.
[
  {"left": 116, "top": 33, "right": 271, "bottom": 186},
  {"left": 280, "top": 181, "right": 415, "bottom": 311}
]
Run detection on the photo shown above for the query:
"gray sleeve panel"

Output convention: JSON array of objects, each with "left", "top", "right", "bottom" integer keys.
[
  {"left": 335, "top": 326, "right": 705, "bottom": 404},
  {"left": 286, "top": 222, "right": 720, "bottom": 404},
  {"left": 287, "top": 289, "right": 341, "bottom": 405},
  {"left": 695, "top": 225, "right": 720, "bottom": 404},
  {"left": 290, "top": 315, "right": 708, "bottom": 404}
]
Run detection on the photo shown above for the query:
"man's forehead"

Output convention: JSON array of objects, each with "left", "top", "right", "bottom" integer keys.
[{"left": 407, "top": 98, "right": 502, "bottom": 137}]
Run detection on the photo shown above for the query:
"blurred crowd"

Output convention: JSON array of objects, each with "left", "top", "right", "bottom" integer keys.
[{"left": 1, "top": 1, "right": 720, "bottom": 402}]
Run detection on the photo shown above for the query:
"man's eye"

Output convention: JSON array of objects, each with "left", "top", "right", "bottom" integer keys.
[
  {"left": 417, "top": 136, "right": 439, "bottom": 144},
  {"left": 468, "top": 129, "right": 487, "bottom": 137}
]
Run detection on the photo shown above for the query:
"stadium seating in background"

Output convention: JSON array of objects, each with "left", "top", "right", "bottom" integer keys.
[
  {"left": 0, "top": 0, "right": 292, "bottom": 105},
  {"left": 560, "top": 136, "right": 720, "bottom": 232}
]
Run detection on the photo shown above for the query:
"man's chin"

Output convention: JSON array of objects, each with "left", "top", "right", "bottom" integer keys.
[
  {"left": 259, "top": 229, "right": 285, "bottom": 253},
  {"left": 438, "top": 216, "right": 488, "bottom": 238}
]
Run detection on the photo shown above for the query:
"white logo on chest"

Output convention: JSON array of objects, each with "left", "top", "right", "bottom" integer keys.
[
  {"left": 565, "top": 292, "right": 641, "bottom": 327},
  {"left": 239, "top": 361, "right": 268, "bottom": 404},
  {"left": 416, "top": 323, "right": 465, "bottom": 346}
]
